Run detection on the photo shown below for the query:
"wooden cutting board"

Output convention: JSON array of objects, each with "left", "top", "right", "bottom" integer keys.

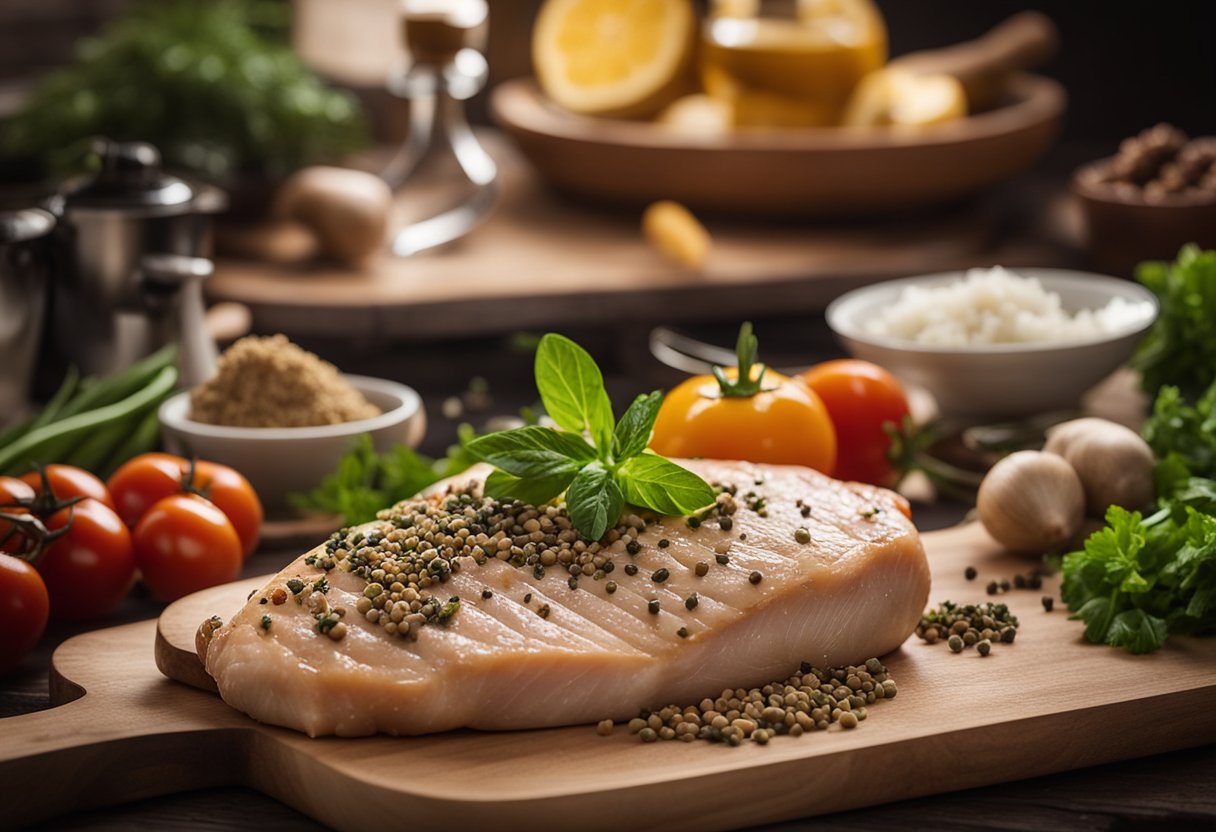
[{"left": 4, "top": 522, "right": 1215, "bottom": 831}]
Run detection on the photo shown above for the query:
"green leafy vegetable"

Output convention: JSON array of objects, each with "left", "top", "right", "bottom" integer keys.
[
  {"left": 468, "top": 333, "right": 714, "bottom": 539},
  {"left": 6, "top": 0, "right": 365, "bottom": 179},
  {"left": 1131, "top": 245, "right": 1216, "bottom": 400},
  {"left": 289, "top": 435, "right": 443, "bottom": 527},
  {"left": 1062, "top": 485, "right": 1216, "bottom": 653},
  {"left": 533, "top": 334, "right": 616, "bottom": 453},
  {"left": 565, "top": 463, "right": 624, "bottom": 542},
  {"left": 1143, "top": 381, "right": 1216, "bottom": 479}
]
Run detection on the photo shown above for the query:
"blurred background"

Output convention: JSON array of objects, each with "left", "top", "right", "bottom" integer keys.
[{"left": 2, "top": 0, "right": 1214, "bottom": 465}]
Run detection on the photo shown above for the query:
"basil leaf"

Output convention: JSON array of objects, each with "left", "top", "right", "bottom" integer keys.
[
  {"left": 467, "top": 425, "right": 596, "bottom": 478},
  {"left": 534, "top": 334, "right": 614, "bottom": 453},
  {"left": 483, "top": 468, "right": 573, "bottom": 507},
  {"left": 613, "top": 390, "right": 662, "bottom": 461},
  {"left": 616, "top": 454, "right": 715, "bottom": 516},
  {"left": 565, "top": 462, "right": 622, "bottom": 541}
]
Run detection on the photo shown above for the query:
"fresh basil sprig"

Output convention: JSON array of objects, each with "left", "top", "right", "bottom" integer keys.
[{"left": 467, "top": 334, "right": 714, "bottom": 540}]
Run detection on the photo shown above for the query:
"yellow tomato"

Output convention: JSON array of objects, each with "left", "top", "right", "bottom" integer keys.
[{"left": 651, "top": 368, "right": 837, "bottom": 473}]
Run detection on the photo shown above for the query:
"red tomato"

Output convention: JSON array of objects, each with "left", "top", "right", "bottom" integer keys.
[
  {"left": 133, "top": 494, "right": 242, "bottom": 601},
  {"left": 0, "top": 553, "right": 49, "bottom": 675},
  {"left": 108, "top": 454, "right": 262, "bottom": 558},
  {"left": 20, "top": 464, "right": 115, "bottom": 511},
  {"left": 0, "top": 476, "right": 36, "bottom": 554},
  {"left": 106, "top": 452, "right": 186, "bottom": 528},
  {"left": 194, "top": 461, "right": 262, "bottom": 559},
  {"left": 40, "top": 499, "right": 136, "bottom": 621},
  {"left": 799, "top": 359, "right": 911, "bottom": 486}
]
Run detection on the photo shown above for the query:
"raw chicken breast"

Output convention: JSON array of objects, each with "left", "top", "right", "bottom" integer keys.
[{"left": 202, "top": 460, "right": 929, "bottom": 737}]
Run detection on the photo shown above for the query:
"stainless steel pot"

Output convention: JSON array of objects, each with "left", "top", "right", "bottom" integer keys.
[
  {"left": 52, "top": 139, "right": 227, "bottom": 387},
  {"left": 0, "top": 208, "right": 56, "bottom": 417}
]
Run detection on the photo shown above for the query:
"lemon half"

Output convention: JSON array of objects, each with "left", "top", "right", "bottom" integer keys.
[{"left": 533, "top": 0, "right": 696, "bottom": 118}]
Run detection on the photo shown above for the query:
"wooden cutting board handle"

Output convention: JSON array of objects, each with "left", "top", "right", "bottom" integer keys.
[{"left": 890, "top": 11, "right": 1060, "bottom": 111}]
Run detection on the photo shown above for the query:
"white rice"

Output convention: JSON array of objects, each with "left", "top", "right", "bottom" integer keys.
[{"left": 865, "top": 266, "right": 1152, "bottom": 346}]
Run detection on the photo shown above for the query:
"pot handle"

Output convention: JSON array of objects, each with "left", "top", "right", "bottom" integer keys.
[{"left": 141, "top": 254, "right": 218, "bottom": 389}]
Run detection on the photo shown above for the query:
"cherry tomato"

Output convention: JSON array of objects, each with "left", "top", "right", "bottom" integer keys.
[
  {"left": 40, "top": 499, "right": 136, "bottom": 621},
  {"left": 194, "top": 461, "right": 262, "bottom": 559},
  {"left": 20, "top": 464, "right": 115, "bottom": 512},
  {"left": 800, "top": 359, "right": 911, "bottom": 486},
  {"left": 133, "top": 494, "right": 242, "bottom": 601},
  {"left": 106, "top": 452, "right": 185, "bottom": 528},
  {"left": 108, "top": 454, "right": 263, "bottom": 558},
  {"left": 0, "top": 553, "right": 49, "bottom": 675},
  {"left": 0, "top": 476, "right": 36, "bottom": 554},
  {"left": 650, "top": 324, "right": 837, "bottom": 474}
]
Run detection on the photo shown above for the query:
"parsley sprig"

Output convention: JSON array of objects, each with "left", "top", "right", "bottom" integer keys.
[
  {"left": 1061, "top": 377, "right": 1216, "bottom": 654},
  {"left": 467, "top": 334, "right": 715, "bottom": 540}
]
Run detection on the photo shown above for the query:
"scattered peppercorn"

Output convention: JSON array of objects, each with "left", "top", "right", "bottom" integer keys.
[
  {"left": 658, "top": 538, "right": 670, "bottom": 548},
  {"left": 624, "top": 563, "right": 639, "bottom": 576},
  {"left": 964, "top": 566, "right": 977, "bottom": 581},
  {"left": 626, "top": 540, "right": 641, "bottom": 555},
  {"left": 523, "top": 592, "right": 533, "bottom": 604},
  {"left": 685, "top": 593, "right": 699, "bottom": 610},
  {"left": 652, "top": 568, "right": 670, "bottom": 583},
  {"left": 481, "top": 588, "right": 493, "bottom": 600},
  {"left": 1042, "top": 596, "right": 1054, "bottom": 612},
  {"left": 917, "top": 601, "right": 1020, "bottom": 655},
  {"left": 718, "top": 516, "right": 733, "bottom": 531},
  {"left": 749, "top": 571, "right": 763, "bottom": 585},
  {"left": 599, "top": 658, "right": 897, "bottom": 745},
  {"left": 716, "top": 554, "right": 730, "bottom": 565},
  {"left": 677, "top": 626, "right": 689, "bottom": 639},
  {"left": 986, "top": 581, "right": 999, "bottom": 596},
  {"left": 794, "top": 527, "right": 811, "bottom": 544},
  {"left": 695, "top": 561, "right": 709, "bottom": 577},
  {"left": 260, "top": 615, "right": 271, "bottom": 631},
  {"left": 648, "top": 599, "right": 660, "bottom": 615}
]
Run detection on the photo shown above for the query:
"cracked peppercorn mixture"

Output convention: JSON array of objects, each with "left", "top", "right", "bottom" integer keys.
[{"left": 200, "top": 460, "right": 928, "bottom": 737}]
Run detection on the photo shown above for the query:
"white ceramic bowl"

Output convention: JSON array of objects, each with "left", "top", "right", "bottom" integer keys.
[
  {"left": 826, "top": 269, "right": 1158, "bottom": 421},
  {"left": 159, "top": 375, "right": 427, "bottom": 513}
]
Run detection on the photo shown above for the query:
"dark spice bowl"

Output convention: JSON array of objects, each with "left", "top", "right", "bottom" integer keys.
[{"left": 1072, "top": 157, "right": 1216, "bottom": 276}]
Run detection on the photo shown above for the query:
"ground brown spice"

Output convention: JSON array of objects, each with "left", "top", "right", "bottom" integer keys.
[{"left": 190, "top": 334, "right": 381, "bottom": 427}]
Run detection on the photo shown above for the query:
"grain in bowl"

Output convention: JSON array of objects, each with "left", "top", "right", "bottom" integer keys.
[{"left": 864, "top": 266, "right": 1153, "bottom": 346}]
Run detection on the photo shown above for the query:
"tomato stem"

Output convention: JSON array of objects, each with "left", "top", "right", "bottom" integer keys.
[
  {"left": 0, "top": 508, "right": 75, "bottom": 563},
  {"left": 713, "top": 322, "right": 768, "bottom": 398}
]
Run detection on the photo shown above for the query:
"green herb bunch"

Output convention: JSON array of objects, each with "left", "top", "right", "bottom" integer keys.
[
  {"left": 1131, "top": 245, "right": 1216, "bottom": 400},
  {"left": 6, "top": 0, "right": 365, "bottom": 180},
  {"left": 1062, "top": 378, "right": 1216, "bottom": 654},
  {"left": 467, "top": 334, "right": 715, "bottom": 540}
]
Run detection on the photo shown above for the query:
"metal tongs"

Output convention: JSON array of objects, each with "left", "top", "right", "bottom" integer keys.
[{"left": 382, "top": 0, "right": 497, "bottom": 257}]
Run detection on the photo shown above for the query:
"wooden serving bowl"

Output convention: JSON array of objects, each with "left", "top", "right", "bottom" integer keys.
[
  {"left": 490, "top": 73, "right": 1065, "bottom": 218},
  {"left": 1073, "top": 158, "right": 1216, "bottom": 276}
]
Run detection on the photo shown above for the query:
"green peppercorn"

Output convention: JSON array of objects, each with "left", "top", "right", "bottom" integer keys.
[
  {"left": 794, "top": 527, "right": 811, "bottom": 544},
  {"left": 977, "top": 639, "right": 992, "bottom": 657},
  {"left": 948, "top": 634, "right": 964, "bottom": 653}
]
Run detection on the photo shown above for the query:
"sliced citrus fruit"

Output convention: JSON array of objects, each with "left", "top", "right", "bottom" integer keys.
[
  {"left": 533, "top": 0, "right": 696, "bottom": 118},
  {"left": 843, "top": 68, "right": 968, "bottom": 128}
]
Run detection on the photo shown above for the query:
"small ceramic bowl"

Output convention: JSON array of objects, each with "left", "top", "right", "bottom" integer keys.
[
  {"left": 825, "top": 269, "right": 1158, "bottom": 421},
  {"left": 159, "top": 375, "right": 426, "bottom": 513},
  {"left": 1073, "top": 157, "right": 1216, "bottom": 276}
]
